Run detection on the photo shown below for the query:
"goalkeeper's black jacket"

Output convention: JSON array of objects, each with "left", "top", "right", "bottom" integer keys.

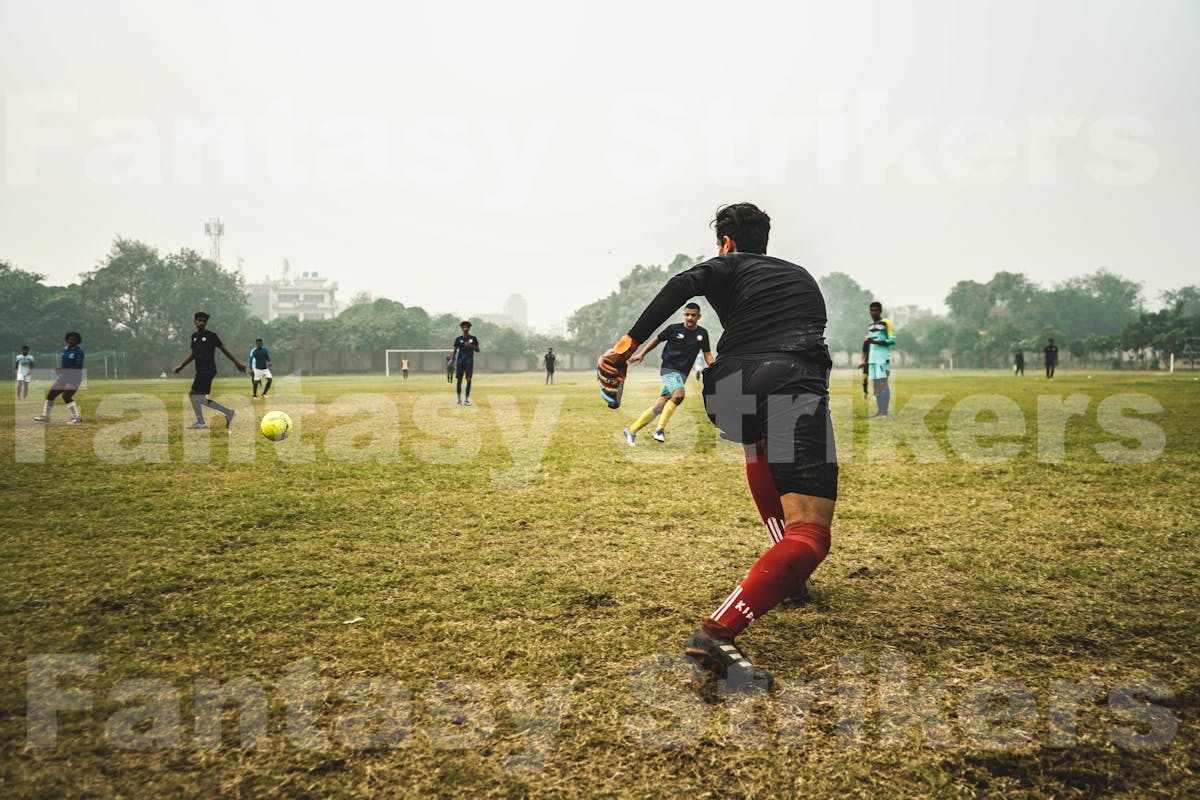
[{"left": 627, "top": 253, "right": 831, "bottom": 367}]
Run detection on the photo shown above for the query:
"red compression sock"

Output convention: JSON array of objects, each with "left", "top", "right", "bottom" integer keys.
[
  {"left": 706, "top": 522, "right": 832, "bottom": 638},
  {"left": 745, "top": 444, "right": 786, "bottom": 544}
]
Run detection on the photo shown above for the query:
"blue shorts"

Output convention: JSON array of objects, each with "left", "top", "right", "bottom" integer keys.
[
  {"left": 868, "top": 362, "right": 890, "bottom": 381},
  {"left": 659, "top": 370, "right": 687, "bottom": 395}
]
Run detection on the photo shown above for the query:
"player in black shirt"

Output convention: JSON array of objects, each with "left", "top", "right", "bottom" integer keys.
[
  {"left": 1014, "top": 349, "right": 1025, "bottom": 376},
  {"left": 173, "top": 311, "right": 246, "bottom": 429},
  {"left": 597, "top": 203, "right": 836, "bottom": 692},
  {"left": 1043, "top": 338, "right": 1059, "bottom": 379},
  {"left": 622, "top": 303, "right": 712, "bottom": 444},
  {"left": 451, "top": 320, "right": 481, "bottom": 405},
  {"left": 544, "top": 348, "right": 557, "bottom": 385}
]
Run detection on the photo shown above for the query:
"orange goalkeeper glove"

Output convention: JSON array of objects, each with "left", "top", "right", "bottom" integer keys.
[{"left": 596, "top": 334, "right": 639, "bottom": 409}]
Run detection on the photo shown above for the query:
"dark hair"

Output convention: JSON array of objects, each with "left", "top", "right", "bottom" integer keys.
[
  {"left": 869, "top": 301, "right": 883, "bottom": 310},
  {"left": 194, "top": 311, "right": 210, "bottom": 321},
  {"left": 684, "top": 302, "right": 701, "bottom": 312},
  {"left": 713, "top": 203, "right": 770, "bottom": 255},
  {"left": 65, "top": 331, "right": 82, "bottom": 342},
  {"left": 460, "top": 320, "right": 471, "bottom": 327},
  {"left": 255, "top": 338, "right": 263, "bottom": 343}
]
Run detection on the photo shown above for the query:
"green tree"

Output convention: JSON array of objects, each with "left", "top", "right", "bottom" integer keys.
[
  {"left": 817, "top": 272, "right": 875, "bottom": 358},
  {"left": 80, "top": 240, "right": 250, "bottom": 374},
  {"left": 945, "top": 279, "right": 994, "bottom": 324},
  {"left": 0, "top": 261, "right": 110, "bottom": 354},
  {"left": 1120, "top": 285, "right": 1200, "bottom": 360},
  {"left": 568, "top": 254, "right": 710, "bottom": 354},
  {"left": 1038, "top": 270, "right": 1142, "bottom": 346},
  {"left": 0, "top": 261, "right": 51, "bottom": 351},
  {"left": 935, "top": 269, "right": 1144, "bottom": 367},
  {"left": 1161, "top": 286, "right": 1200, "bottom": 318},
  {"left": 335, "top": 298, "right": 434, "bottom": 352}
]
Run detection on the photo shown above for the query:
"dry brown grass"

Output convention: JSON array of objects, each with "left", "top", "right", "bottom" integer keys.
[{"left": 0, "top": 370, "right": 1197, "bottom": 798}]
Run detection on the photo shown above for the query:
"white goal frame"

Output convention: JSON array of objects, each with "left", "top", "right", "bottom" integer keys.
[{"left": 385, "top": 349, "right": 447, "bottom": 376}]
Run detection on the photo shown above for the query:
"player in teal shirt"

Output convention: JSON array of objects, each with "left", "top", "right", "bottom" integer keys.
[{"left": 864, "top": 301, "right": 896, "bottom": 417}]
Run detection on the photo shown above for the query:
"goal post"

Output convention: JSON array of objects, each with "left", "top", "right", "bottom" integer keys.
[{"left": 384, "top": 349, "right": 447, "bottom": 376}]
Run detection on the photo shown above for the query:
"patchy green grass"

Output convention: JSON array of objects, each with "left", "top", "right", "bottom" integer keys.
[{"left": 0, "top": 369, "right": 1197, "bottom": 798}]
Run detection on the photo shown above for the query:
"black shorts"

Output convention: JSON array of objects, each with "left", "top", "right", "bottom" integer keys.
[
  {"left": 702, "top": 353, "right": 838, "bottom": 500},
  {"left": 455, "top": 361, "right": 474, "bottom": 380},
  {"left": 190, "top": 371, "right": 216, "bottom": 396},
  {"left": 47, "top": 381, "right": 80, "bottom": 402}
]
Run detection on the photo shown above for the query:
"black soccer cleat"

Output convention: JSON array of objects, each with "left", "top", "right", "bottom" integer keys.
[
  {"left": 685, "top": 626, "right": 774, "bottom": 693},
  {"left": 781, "top": 580, "right": 811, "bottom": 607}
]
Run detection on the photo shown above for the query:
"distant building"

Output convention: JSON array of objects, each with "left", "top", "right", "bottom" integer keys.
[
  {"left": 890, "top": 304, "right": 934, "bottom": 327},
  {"left": 246, "top": 262, "right": 340, "bottom": 321},
  {"left": 504, "top": 294, "right": 528, "bottom": 329},
  {"left": 476, "top": 293, "right": 529, "bottom": 331}
]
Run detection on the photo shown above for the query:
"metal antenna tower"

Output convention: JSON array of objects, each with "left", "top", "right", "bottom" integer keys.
[{"left": 204, "top": 218, "right": 225, "bottom": 265}]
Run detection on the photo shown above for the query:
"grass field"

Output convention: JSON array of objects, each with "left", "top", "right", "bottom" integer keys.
[{"left": 1, "top": 369, "right": 1197, "bottom": 798}]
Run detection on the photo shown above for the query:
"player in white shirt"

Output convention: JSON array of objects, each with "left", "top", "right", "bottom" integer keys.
[{"left": 14, "top": 345, "right": 34, "bottom": 399}]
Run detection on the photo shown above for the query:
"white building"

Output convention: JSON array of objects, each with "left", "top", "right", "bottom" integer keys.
[
  {"left": 890, "top": 304, "right": 934, "bottom": 328},
  {"left": 246, "top": 263, "right": 340, "bottom": 321},
  {"left": 476, "top": 293, "right": 529, "bottom": 331}
]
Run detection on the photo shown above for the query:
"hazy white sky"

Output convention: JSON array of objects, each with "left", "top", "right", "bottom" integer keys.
[{"left": 2, "top": 0, "right": 1198, "bottom": 329}]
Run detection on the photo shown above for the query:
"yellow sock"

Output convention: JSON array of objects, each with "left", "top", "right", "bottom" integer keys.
[
  {"left": 630, "top": 404, "right": 659, "bottom": 433},
  {"left": 654, "top": 399, "right": 679, "bottom": 431}
]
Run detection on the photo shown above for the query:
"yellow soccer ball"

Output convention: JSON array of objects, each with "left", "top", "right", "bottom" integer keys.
[{"left": 260, "top": 410, "right": 292, "bottom": 442}]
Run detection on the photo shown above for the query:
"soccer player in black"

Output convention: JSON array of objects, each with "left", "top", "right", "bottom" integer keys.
[
  {"left": 544, "top": 348, "right": 557, "bottom": 385},
  {"left": 623, "top": 303, "right": 712, "bottom": 444},
  {"left": 1014, "top": 349, "right": 1025, "bottom": 376},
  {"left": 1044, "top": 338, "right": 1058, "bottom": 379},
  {"left": 597, "top": 203, "right": 836, "bottom": 691},
  {"left": 452, "top": 320, "right": 481, "bottom": 405},
  {"left": 173, "top": 311, "right": 246, "bottom": 429}
]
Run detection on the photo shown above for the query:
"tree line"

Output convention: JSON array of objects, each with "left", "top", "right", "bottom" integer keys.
[
  {"left": 4, "top": 238, "right": 1197, "bottom": 375},
  {"left": 566, "top": 255, "right": 1199, "bottom": 369},
  {"left": 1, "top": 240, "right": 568, "bottom": 376}
]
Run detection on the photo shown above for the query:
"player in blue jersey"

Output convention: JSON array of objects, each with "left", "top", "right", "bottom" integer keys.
[
  {"left": 452, "top": 320, "right": 481, "bottom": 405},
  {"left": 34, "top": 332, "right": 84, "bottom": 425},
  {"left": 248, "top": 339, "right": 273, "bottom": 398},
  {"left": 623, "top": 303, "right": 713, "bottom": 444}
]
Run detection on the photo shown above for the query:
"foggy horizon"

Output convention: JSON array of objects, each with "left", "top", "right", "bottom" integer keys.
[{"left": 3, "top": 0, "right": 1198, "bottom": 329}]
